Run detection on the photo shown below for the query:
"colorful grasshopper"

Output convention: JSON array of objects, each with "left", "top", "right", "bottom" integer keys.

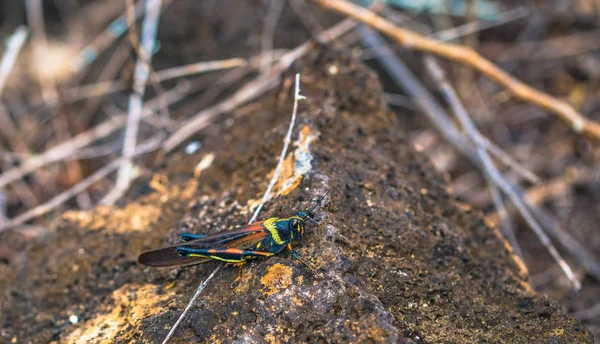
[{"left": 138, "top": 189, "right": 332, "bottom": 267}]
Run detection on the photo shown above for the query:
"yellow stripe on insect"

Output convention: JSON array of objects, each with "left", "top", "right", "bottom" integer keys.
[
  {"left": 210, "top": 256, "right": 246, "bottom": 263},
  {"left": 264, "top": 218, "right": 285, "bottom": 244}
]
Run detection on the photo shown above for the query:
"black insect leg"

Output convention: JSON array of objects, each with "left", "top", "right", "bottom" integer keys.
[{"left": 287, "top": 244, "right": 318, "bottom": 273}]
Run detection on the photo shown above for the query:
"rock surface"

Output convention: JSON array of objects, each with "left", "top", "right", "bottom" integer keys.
[{"left": 0, "top": 50, "right": 593, "bottom": 343}]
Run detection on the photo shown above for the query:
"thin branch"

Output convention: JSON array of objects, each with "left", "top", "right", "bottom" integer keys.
[
  {"left": 163, "top": 17, "right": 358, "bottom": 152},
  {"left": 361, "top": 6, "right": 529, "bottom": 61},
  {"left": 433, "top": 6, "right": 529, "bottom": 42},
  {"left": 360, "top": 27, "right": 591, "bottom": 288},
  {"left": 161, "top": 265, "right": 222, "bottom": 344},
  {"left": 62, "top": 58, "right": 246, "bottom": 103},
  {"left": 71, "top": 0, "right": 145, "bottom": 73},
  {"left": 162, "top": 74, "right": 303, "bottom": 343},
  {"left": 0, "top": 26, "right": 28, "bottom": 95},
  {"left": 0, "top": 136, "right": 163, "bottom": 232},
  {"left": 425, "top": 56, "right": 580, "bottom": 290},
  {"left": 25, "top": 0, "right": 58, "bottom": 102},
  {"left": 0, "top": 83, "right": 189, "bottom": 189},
  {"left": 487, "top": 179, "right": 523, "bottom": 259},
  {"left": 261, "top": 0, "right": 286, "bottom": 74},
  {"left": 124, "top": 0, "right": 171, "bottom": 128},
  {"left": 310, "top": 0, "right": 600, "bottom": 142},
  {"left": 250, "top": 74, "right": 302, "bottom": 222},
  {"left": 478, "top": 135, "right": 540, "bottom": 184},
  {"left": 101, "top": 0, "right": 163, "bottom": 205},
  {"left": 572, "top": 301, "right": 600, "bottom": 320}
]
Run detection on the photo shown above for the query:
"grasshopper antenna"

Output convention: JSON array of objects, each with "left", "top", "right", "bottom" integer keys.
[{"left": 301, "top": 187, "right": 333, "bottom": 222}]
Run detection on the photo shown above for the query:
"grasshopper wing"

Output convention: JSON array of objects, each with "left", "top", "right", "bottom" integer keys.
[{"left": 138, "top": 221, "right": 269, "bottom": 267}]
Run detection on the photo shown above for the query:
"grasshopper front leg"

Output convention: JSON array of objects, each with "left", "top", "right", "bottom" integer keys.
[{"left": 287, "top": 244, "right": 318, "bottom": 273}]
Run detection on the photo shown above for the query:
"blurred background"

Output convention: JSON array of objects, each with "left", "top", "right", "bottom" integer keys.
[{"left": 0, "top": 0, "right": 599, "bottom": 339}]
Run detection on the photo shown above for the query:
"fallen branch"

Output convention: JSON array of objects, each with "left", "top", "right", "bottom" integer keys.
[
  {"left": 62, "top": 58, "right": 246, "bottom": 103},
  {"left": 309, "top": 0, "right": 600, "bottom": 142},
  {"left": 261, "top": 0, "right": 286, "bottom": 74},
  {"left": 101, "top": 0, "right": 163, "bottom": 205},
  {"left": 71, "top": 0, "right": 174, "bottom": 73},
  {"left": 0, "top": 26, "right": 28, "bottom": 95},
  {"left": 26, "top": 0, "right": 58, "bottom": 102},
  {"left": 425, "top": 56, "right": 580, "bottom": 290},
  {"left": 0, "top": 135, "right": 163, "bottom": 232},
  {"left": 0, "top": 83, "right": 189, "bottom": 189},
  {"left": 359, "top": 27, "right": 587, "bottom": 288},
  {"left": 163, "top": 18, "right": 358, "bottom": 152}
]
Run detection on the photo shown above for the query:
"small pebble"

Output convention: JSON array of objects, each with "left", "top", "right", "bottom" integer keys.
[{"left": 185, "top": 141, "right": 202, "bottom": 155}]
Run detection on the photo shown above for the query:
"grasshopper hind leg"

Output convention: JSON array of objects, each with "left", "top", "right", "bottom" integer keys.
[{"left": 176, "top": 247, "right": 273, "bottom": 263}]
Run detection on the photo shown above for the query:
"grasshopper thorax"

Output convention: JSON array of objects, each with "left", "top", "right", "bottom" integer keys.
[{"left": 265, "top": 216, "right": 305, "bottom": 245}]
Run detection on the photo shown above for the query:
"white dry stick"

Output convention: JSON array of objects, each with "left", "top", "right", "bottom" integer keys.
[
  {"left": 487, "top": 179, "right": 523, "bottom": 259},
  {"left": 163, "top": 18, "right": 357, "bottom": 152},
  {"left": 0, "top": 83, "right": 189, "bottom": 189},
  {"left": 424, "top": 56, "right": 581, "bottom": 291},
  {"left": 0, "top": 136, "right": 163, "bottom": 232},
  {"left": 162, "top": 74, "right": 303, "bottom": 344},
  {"left": 102, "top": 0, "right": 162, "bottom": 205},
  {"left": 25, "top": 0, "right": 58, "bottom": 102},
  {"left": 0, "top": 26, "right": 29, "bottom": 225},
  {"left": 361, "top": 6, "right": 529, "bottom": 61},
  {"left": 250, "top": 74, "right": 303, "bottom": 222},
  {"left": 63, "top": 58, "right": 246, "bottom": 103},
  {"left": 261, "top": 0, "right": 286, "bottom": 74},
  {"left": 477, "top": 134, "right": 540, "bottom": 184},
  {"left": 431, "top": 6, "right": 529, "bottom": 42},
  {"left": 0, "top": 26, "right": 28, "bottom": 95},
  {"left": 71, "top": 0, "right": 145, "bottom": 73}
]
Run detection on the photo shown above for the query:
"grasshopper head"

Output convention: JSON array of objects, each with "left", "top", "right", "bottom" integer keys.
[{"left": 288, "top": 215, "right": 305, "bottom": 241}]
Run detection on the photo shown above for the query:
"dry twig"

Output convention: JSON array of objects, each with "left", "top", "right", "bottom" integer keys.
[
  {"left": 359, "top": 27, "right": 585, "bottom": 288},
  {"left": 0, "top": 83, "right": 189, "bottom": 189},
  {"left": 101, "top": 0, "right": 163, "bottom": 205},
  {"left": 310, "top": 0, "right": 600, "bottom": 142},
  {"left": 62, "top": 58, "right": 246, "bottom": 103},
  {"left": 25, "top": 0, "right": 58, "bottom": 102},
  {"left": 425, "top": 56, "right": 580, "bottom": 290},
  {"left": 0, "top": 136, "right": 163, "bottom": 232},
  {"left": 163, "top": 18, "right": 358, "bottom": 152},
  {"left": 71, "top": 0, "right": 145, "bottom": 73},
  {"left": 261, "top": 0, "right": 286, "bottom": 74},
  {"left": 0, "top": 26, "right": 28, "bottom": 95}
]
